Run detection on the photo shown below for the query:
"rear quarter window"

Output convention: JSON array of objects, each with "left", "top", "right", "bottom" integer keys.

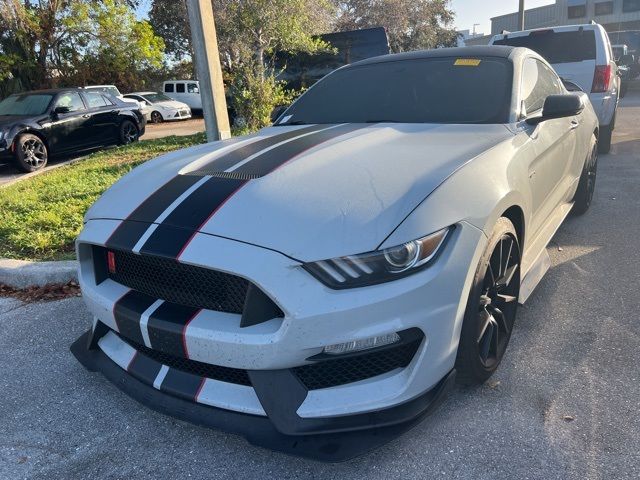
[
  {"left": 164, "top": 83, "right": 174, "bottom": 93},
  {"left": 494, "top": 30, "right": 597, "bottom": 64}
]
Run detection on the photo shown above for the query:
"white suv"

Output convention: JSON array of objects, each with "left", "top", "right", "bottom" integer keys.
[{"left": 490, "top": 23, "right": 619, "bottom": 153}]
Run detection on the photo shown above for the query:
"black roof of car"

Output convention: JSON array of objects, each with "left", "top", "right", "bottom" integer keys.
[
  {"left": 352, "top": 46, "right": 517, "bottom": 67},
  {"left": 11, "top": 87, "right": 84, "bottom": 95}
]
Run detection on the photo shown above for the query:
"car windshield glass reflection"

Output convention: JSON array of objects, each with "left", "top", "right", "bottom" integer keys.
[
  {"left": 280, "top": 57, "right": 513, "bottom": 125},
  {"left": 142, "top": 93, "right": 174, "bottom": 103},
  {"left": 0, "top": 94, "right": 54, "bottom": 116}
]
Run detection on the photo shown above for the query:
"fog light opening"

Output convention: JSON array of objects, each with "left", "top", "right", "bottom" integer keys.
[{"left": 323, "top": 333, "right": 401, "bottom": 355}]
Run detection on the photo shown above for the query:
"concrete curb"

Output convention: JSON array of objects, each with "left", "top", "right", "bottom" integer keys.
[{"left": 0, "top": 258, "right": 78, "bottom": 289}]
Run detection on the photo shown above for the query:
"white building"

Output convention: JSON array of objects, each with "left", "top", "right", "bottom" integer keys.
[{"left": 492, "top": 0, "right": 640, "bottom": 34}]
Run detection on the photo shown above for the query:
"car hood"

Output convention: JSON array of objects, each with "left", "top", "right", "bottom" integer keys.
[
  {"left": 0, "top": 115, "right": 35, "bottom": 127},
  {"left": 87, "top": 123, "right": 513, "bottom": 261},
  {"left": 156, "top": 100, "right": 189, "bottom": 110}
]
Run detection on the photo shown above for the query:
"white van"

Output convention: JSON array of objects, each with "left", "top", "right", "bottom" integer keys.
[
  {"left": 162, "top": 80, "right": 202, "bottom": 111},
  {"left": 490, "top": 24, "right": 619, "bottom": 153}
]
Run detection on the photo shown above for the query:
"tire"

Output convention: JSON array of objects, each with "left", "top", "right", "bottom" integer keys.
[
  {"left": 598, "top": 122, "right": 613, "bottom": 154},
  {"left": 119, "top": 120, "right": 139, "bottom": 145},
  {"left": 150, "top": 111, "right": 163, "bottom": 124},
  {"left": 13, "top": 133, "right": 48, "bottom": 172},
  {"left": 455, "top": 217, "right": 521, "bottom": 385},
  {"left": 572, "top": 134, "right": 598, "bottom": 215}
]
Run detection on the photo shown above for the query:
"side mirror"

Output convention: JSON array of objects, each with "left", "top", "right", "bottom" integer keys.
[
  {"left": 526, "top": 94, "right": 585, "bottom": 126},
  {"left": 53, "top": 106, "right": 71, "bottom": 116},
  {"left": 270, "top": 105, "right": 288, "bottom": 123}
]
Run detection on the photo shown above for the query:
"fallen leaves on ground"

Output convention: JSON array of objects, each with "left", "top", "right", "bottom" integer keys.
[{"left": 0, "top": 281, "right": 81, "bottom": 303}]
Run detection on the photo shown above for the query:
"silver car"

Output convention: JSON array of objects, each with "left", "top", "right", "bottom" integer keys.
[{"left": 72, "top": 46, "right": 599, "bottom": 461}]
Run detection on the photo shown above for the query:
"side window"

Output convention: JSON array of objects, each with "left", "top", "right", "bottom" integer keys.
[
  {"left": 84, "top": 91, "right": 108, "bottom": 108},
  {"left": 176, "top": 83, "right": 186, "bottom": 93},
  {"left": 164, "top": 83, "right": 174, "bottom": 93},
  {"left": 187, "top": 83, "right": 199, "bottom": 94},
  {"left": 54, "top": 92, "right": 85, "bottom": 112},
  {"left": 521, "top": 58, "right": 562, "bottom": 115}
]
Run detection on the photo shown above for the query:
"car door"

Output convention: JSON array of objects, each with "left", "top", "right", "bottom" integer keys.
[
  {"left": 46, "top": 91, "right": 91, "bottom": 153},
  {"left": 520, "top": 58, "right": 578, "bottom": 237},
  {"left": 80, "top": 91, "right": 121, "bottom": 145}
]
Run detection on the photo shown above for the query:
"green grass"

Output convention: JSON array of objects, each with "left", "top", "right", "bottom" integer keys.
[{"left": 0, "top": 133, "right": 206, "bottom": 261}]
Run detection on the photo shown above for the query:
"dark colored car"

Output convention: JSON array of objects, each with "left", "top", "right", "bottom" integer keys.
[
  {"left": 0, "top": 88, "right": 146, "bottom": 172},
  {"left": 275, "top": 27, "right": 391, "bottom": 90}
]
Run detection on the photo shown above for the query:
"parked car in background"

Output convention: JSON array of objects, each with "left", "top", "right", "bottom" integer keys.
[
  {"left": 275, "top": 27, "right": 390, "bottom": 90},
  {"left": 491, "top": 23, "right": 619, "bottom": 153},
  {"left": 82, "top": 85, "right": 144, "bottom": 109},
  {"left": 0, "top": 88, "right": 145, "bottom": 172},
  {"left": 613, "top": 45, "right": 635, "bottom": 98},
  {"left": 123, "top": 92, "right": 191, "bottom": 123},
  {"left": 609, "top": 30, "right": 640, "bottom": 78},
  {"left": 162, "top": 80, "right": 202, "bottom": 113}
]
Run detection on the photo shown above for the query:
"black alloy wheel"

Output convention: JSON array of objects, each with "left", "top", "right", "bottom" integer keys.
[
  {"left": 476, "top": 234, "right": 520, "bottom": 369},
  {"left": 120, "top": 120, "right": 139, "bottom": 145},
  {"left": 151, "top": 111, "right": 163, "bottom": 124},
  {"left": 456, "top": 217, "right": 521, "bottom": 385},
  {"left": 15, "top": 133, "right": 48, "bottom": 172}
]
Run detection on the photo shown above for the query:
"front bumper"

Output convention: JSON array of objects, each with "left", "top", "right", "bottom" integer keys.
[
  {"left": 74, "top": 219, "right": 485, "bottom": 457},
  {"left": 72, "top": 328, "right": 455, "bottom": 461}
]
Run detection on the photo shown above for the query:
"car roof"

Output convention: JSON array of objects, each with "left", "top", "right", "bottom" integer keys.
[
  {"left": 128, "top": 92, "right": 157, "bottom": 96},
  {"left": 163, "top": 80, "right": 198, "bottom": 83},
  {"left": 83, "top": 85, "right": 117, "bottom": 88},
  {"left": 12, "top": 88, "right": 83, "bottom": 95},
  {"left": 350, "top": 46, "right": 518, "bottom": 68},
  {"left": 494, "top": 23, "right": 604, "bottom": 40}
]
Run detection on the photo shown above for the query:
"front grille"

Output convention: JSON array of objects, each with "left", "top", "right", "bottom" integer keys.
[
  {"left": 104, "top": 248, "right": 250, "bottom": 314},
  {"left": 294, "top": 338, "right": 422, "bottom": 390},
  {"left": 121, "top": 334, "right": 251, "bottom": 386}
]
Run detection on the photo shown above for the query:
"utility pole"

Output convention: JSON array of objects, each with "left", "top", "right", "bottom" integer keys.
[
  {"left": 185, "top": 0, "right": 231, "bottom": 141},
  {"left": 518, "top": 0, "right": 525, "bottom": 30}
]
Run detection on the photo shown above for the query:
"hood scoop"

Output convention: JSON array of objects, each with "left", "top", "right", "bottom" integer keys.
[{"left": 182, "top": 170, "right": 262, "bottom": 180}]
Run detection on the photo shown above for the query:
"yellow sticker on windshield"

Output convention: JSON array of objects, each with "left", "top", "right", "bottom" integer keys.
[{"left": 454, "top": 59, "right": 482, "bottom": 66}]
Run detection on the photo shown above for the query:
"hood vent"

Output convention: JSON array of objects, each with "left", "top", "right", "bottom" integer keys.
[{"left": 182, "top": 170, "right": 262, "bottom": 180}]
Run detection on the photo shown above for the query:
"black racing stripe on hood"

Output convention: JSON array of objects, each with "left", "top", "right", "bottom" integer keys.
[
  {"left": 139, "top": 177, "right": 247, "bottom": 258},
  {"left": 188, "top": 124, "right": 328, "bottom": 174},
  {"left": 114, "top": 124, "right": 368, "bottom": 260},
  {"left": 106, "top": 175, "right": 202, "bottom": 250},
  {"left": 233, "top": 123, "right": 367, "bottom": 176}
]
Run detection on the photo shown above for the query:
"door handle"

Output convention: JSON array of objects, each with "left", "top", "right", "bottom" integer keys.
[
  {"left": 82, "top": 114, "right": 92, "bottom": 119},
  {"left": 570, "top": 120, "right": 580, "bottom": 130}
]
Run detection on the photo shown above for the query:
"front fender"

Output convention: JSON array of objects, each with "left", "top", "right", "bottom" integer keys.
[{"left": 380, "top": 134, "right": 530, "bottom": 252}]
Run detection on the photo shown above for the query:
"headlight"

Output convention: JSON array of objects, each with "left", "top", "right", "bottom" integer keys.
[{"left": 303, "top": 227, "right": 451, "bottom": 289}]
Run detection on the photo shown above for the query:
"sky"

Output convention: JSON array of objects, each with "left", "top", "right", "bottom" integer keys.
[{"left": 451, "top": 0, "right": 555, "bottom": 35}]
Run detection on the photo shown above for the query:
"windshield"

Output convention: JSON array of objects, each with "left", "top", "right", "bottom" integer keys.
[
  {"left": 0, "top": 94, "right": 54, "bottom": 116},
  {"left": 494, "top": 31, "right": 597, "bottom": 64},
  {"left": 141, "top": 93, "right": 173, "bottom": 103},
  {"left": 278, "top": 57, "right": 513, "bottom": 125}
]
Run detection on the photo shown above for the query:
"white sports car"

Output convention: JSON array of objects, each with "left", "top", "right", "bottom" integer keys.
[
  {"left": 72, "top": 46, "right": 599, "bottom": 461},
  {"left": 123, "top": 92, "right": 192, "bottom": 123}
]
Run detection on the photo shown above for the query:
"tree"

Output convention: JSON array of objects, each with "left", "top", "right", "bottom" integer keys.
[
  {"left": 148, "top": 0, "right": 192, "bottom": 61},
  {"left": 0, "top": 0, "right": 165, "bottom": 94},
  {"left": 148, "top": 0, "right": 334, "bottom": 130},
  {"left": 334, "top": 0, "right": 458, "bottom": 52}
]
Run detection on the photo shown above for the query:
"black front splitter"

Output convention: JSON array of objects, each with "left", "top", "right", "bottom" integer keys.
[{"left": 71, "top": 331, "right": 455, "bottom": 462}]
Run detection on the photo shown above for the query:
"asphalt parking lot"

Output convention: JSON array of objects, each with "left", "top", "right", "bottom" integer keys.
[{"left": 2, "top": 95, "right": 640, "bottom": 479}]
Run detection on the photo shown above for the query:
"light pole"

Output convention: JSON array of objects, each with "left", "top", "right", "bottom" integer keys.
[
  {"left": 185, "top": 0, "right": 231, "bottom": 142},
  {"left": 518, "top": 0, "right": 525, "bottom": 30}
]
